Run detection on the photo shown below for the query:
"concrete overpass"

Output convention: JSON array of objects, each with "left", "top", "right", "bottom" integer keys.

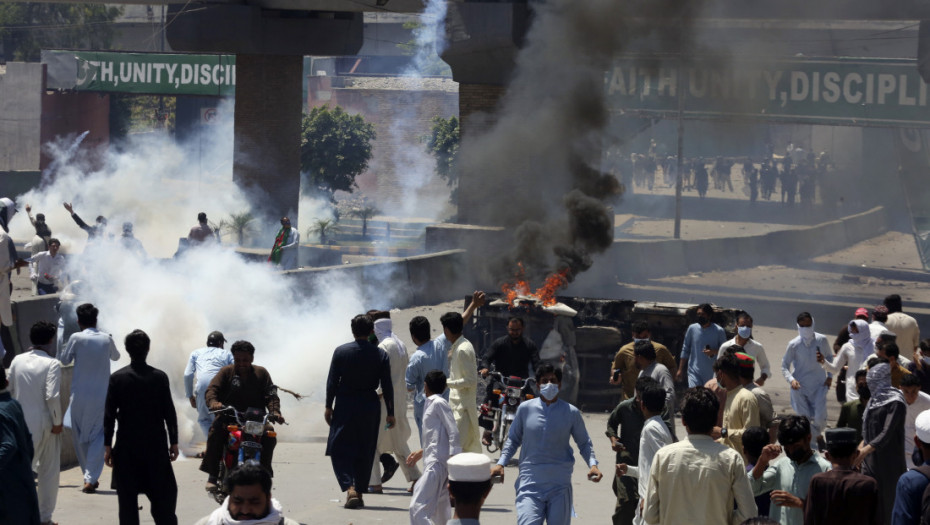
[{"left": 17, "top": 0, "right": 930, "bottom": 218}]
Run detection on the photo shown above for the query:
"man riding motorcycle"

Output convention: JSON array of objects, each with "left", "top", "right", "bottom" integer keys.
[
  {"left": 478, "top": 317, "right": 540, "bottom": 445},
  {"left": 200, "top": 340, "right": 284, "bottom": 493}
]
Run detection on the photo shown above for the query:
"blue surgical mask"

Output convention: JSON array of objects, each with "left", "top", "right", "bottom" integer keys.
[
  {"left": 540, "top": 383, "right": 559, "bottom": 401},
  {"left": 633, "top": 338, "right": 649, "bottom": 344},
  {"left": 737, "top": 326, "right": 752, "bottom": 339}
]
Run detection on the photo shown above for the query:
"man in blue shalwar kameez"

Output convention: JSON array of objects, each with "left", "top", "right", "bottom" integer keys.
[
  {"left": 491, "top": 363, "right": 602, "bottom": 524},
  {"left": 59, "top": 302, "right": 120, "bottom": 493}
]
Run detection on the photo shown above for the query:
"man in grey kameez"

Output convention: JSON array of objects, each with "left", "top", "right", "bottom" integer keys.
[{"left": 854, "top": 358, "right": 907, "bottom": 524}]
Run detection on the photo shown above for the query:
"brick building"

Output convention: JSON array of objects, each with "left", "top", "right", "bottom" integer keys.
[{"left": 307, "top": 75, "right": 457, "bottom": 218}]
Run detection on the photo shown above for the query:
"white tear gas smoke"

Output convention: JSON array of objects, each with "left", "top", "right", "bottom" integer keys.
[
  {"left": 459, "top": 0, "right": 700, "bottom": 284},
  {"left": 380, "top": 0, "right": 453, "bottom": 219},
  {"left": 10, "top": 111, "right": 373, "bottom": 444}
]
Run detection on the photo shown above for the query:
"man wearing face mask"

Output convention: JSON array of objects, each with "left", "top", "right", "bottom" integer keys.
[
  {"left": 676, "top": 304, "right": 727, "bottom": 388},
  {"left": 610, "top": 321, "right": 676, "bottom": 401},
  {"left": 781, "top": 312, "right": 832, "bottom": 449},
  {"left": 819, "top": 319, "right": 872, "bottom": 402},
  {"left": 749, "top": 415, "right": 831, "bottom": 525},
  {"left": 718, "top": 312, "right": 770, "bottom": 386},
  {"left": 491, "top": 364, "right": 602, "bottom": 524}
]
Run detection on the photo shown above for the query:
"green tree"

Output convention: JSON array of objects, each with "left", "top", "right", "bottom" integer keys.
[
  {"left": 0, "top": 3, "right": 122, "bottom": 62},
  {"left": 426, "top": 115, "right": 460, "bottom": 200},
  {"left": 308, "top": 218, "right": 338, "bottom": 245},
  {"left": 219, "top": 211, "right": 256, "bottom": 246},
  {"left": 300, "top": 106, "right": 375, "bottom": 202}
]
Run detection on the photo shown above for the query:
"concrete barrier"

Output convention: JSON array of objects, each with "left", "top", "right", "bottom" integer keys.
[
  {"left": 285, "top": 249, "right": 467, "bottom": 309},
  {"left": 471, "top": 206, "right": 891, "bottom": 289}
]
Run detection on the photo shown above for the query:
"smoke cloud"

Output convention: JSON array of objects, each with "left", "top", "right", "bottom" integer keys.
[
  {"left": 459, "top": 0, "right": 701, "bottom": 284},
  {"left": 11, "top": 109, "right": 370, "bottom": 443}
]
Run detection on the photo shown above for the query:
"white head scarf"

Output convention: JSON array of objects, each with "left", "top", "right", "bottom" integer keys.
[
  {"left": 374, "top": 318, "right": 407, "bottom": 360},
  {"left": 202, "top": 496, "right": 285, "bottom": 525},
  {"left": 848, "top": 319, "right": 875, "bottom": 356},
  {"left": 863, "top": 362, "right": 905, "bottom": 430}
]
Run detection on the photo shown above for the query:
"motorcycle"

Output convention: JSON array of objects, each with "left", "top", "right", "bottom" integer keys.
[
  {"left": 209, "top": 406, "right": 278, "bottom": 504},
  {"left": 480, "top": 371, "right": 535, "bottom": 455}
]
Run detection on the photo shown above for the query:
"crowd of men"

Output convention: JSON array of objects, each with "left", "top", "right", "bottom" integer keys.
[
  {"left": 6, "top": 279, "right": 930, "bottom": 524},
  {"left": 607, "top": 141, "right": 834, "bottom": 206}
]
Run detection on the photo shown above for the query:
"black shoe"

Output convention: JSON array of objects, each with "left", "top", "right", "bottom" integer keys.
[{"left": 381, "top": 455, "right": 399, "bottom": 483}]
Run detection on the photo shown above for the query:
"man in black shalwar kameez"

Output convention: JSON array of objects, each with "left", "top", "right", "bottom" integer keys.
[
  {"left": 104, "top": 329, "right": 180, "bottom": 525},
  {"left": 325, "top": 314, "right": 395, "bottom": 509}
]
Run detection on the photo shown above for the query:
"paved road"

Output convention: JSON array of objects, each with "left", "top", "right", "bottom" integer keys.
[{"left": 51, "top": 313, "right": 843, "bottom": 525}]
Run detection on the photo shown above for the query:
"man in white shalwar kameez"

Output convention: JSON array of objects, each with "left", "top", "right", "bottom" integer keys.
[
  {"left": 408, "top": 371, "right": 461, "bottom": 525},
  {"left": 9, "top": 321, "right": 63, "bottom": 524},
  {"left": 369, "top": 314, "right": 420, "bottom": 491},
  {"left": 58, "top": 303, "right": 120, "bottom": 492},
  {"left": 183, "top": 331, "right": 233, "bottom": 440},
  {"left": 441, "top": 311, "right": 481, "bottom": 453}
]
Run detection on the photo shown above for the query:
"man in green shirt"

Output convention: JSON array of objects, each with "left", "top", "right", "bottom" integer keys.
[
  {"left": 749, "top": 415, "right": 831, "bottom": 525},
  {"left": 605, "top": 376, "right": 653, "bottom": 525},
  {"left": 836, "top": 369, "right": 869, "bottom": 442}
]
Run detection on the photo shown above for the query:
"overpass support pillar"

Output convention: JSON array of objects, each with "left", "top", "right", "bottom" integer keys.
[
  {"left": 233, "top": 54, "right": 303, "bottom": 218},
  {"left": 441, "top": 2, "right": 530, "bottom": 225},
  {"left": 166, "top": 5, "right": 362, "bottom": 218}
]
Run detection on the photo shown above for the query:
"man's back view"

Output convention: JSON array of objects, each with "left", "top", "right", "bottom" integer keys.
[{"left": 644, "top": 387, "right": 756, "bottom": 525}]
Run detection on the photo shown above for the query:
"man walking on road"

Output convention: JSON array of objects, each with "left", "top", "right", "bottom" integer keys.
[
  {"left": 9, "top": 321, "right": 63, "bottom": 525},
  {"left": 443, "top": 310, "right": 481, "bottom": 453},
  {"left": 325, "top": 314, "right": 394, "bottom": 509},
  {"left": 676, "top": 303, "right": 727, "bottom": 388},
  {"left": 59, "top": 302, "right": 121, "bottom": 493},
  {"left": 183, "top": 331, "right": 232, "bottom": 442},
  {"left": 104, "top": 329, "right": 180, "bottom": 525},
  {"left": 368, "top": 311, "right": 420, "bottom": 493},
  {"left": 492, "top": 363, "right": 602, "bottom": 524},
  {"left": 782, "top": 312, "right": 832, "bottom": 449}
]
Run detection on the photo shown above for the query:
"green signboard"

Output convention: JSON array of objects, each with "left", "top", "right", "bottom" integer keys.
[
  {"left": 607, "top": 56, "right": 930, "bottom": 127},
  {"left": 44, "top": 50, "right": 236, "bottom": 96}
]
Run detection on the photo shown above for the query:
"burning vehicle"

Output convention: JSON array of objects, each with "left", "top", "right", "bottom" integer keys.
[{"left": 464, "top": 288, "right": 739, "bottom": 411}]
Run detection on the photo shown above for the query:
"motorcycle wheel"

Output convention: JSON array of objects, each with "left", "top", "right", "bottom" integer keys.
[
  {"left": 497, "top": 419, "right": 512, "bottom": 460},
  {"left": 213, "top": 460, "right": 228, "bottom": 504}
]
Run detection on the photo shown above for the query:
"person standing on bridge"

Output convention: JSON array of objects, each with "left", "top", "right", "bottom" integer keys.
[{"left": 268, "top": 217, "right": 299, "bottom": 270}]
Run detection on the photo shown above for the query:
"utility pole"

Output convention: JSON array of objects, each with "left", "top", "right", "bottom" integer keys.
[{"left": 673, "top": 22, "right": 685, "bottom": 239}]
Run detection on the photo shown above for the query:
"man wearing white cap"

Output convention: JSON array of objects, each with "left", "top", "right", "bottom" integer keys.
[
  {"left": 892, "top": 409, "right": 930, "bottom": 523},
  {"left": 447, "top": 452, "right": 494, "bottom": 525},
  {"left": 408, "top": 370, "right": 461, "bottom": 524}
]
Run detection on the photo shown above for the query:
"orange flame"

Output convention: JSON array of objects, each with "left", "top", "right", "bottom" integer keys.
[
  {"left": 501, "top": 264, "right": 571, "bottom": 307},
  {"left": 501, "top": 263, "right": 531, "bottom": 307}
]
